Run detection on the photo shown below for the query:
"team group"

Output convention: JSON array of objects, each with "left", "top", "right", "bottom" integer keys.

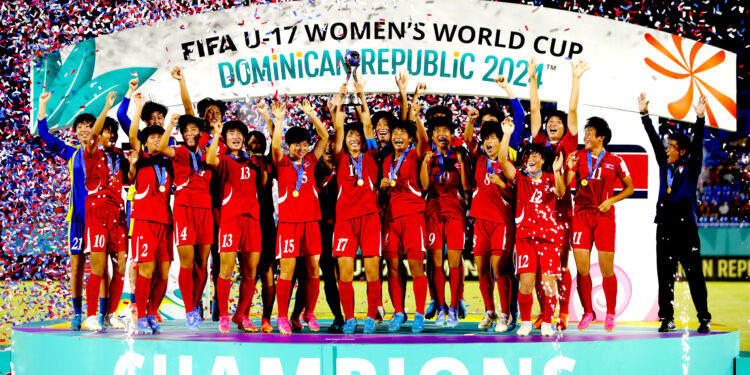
[{"left": 36, "top": 57, "right": 649, "bottom": 337}]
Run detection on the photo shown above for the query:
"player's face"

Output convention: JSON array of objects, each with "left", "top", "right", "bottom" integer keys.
[
  {"left": 183, "top": 123, "right": 201, "bottom": 148},
  {"left": 391, "top": 128, "right": 411, "bottom": 152},
  {"left": 146, "top": 111, "right": 165, "bottom": 127},
  {"left": 666, "top": 139, "right": 684, "bottom": 164},
  {"left": 346, "top": 129, "right": 363, "bottom": 154},
  {"left": 288, "top": 140, "right": 310, "bottom": 161},
  {"left": 546, "top": 115, "right": 564, "bottom": 141},
  {"left": 146, "top": 133, "right": 160, "bottom": 153},
  {"left": 480, "top": 114, "right": 498, "bottom": 125},
  {"left": 247, "top": 135, "right": 263, "bottom": 155},
  {"left": 323, "top": 139, "right": 334, "bottom": 162},
  {"left": 375, "top": 119, "right": 391, "bottom": 143},
  {"left": 226, "top": 129, "right": 244, "bottom": 152},
  {"left": 583, "top": 127, "right": 603, "bottom": 150},
  {"left": 483, "top": 133, "right": 500, "bottom": 158},
  {"left": 204, "top": 105, "right": 222, "bottom": 128},
  {"left": 75, "top": 121, "right": 93, "bottom": 144},
  {"left": 525, "top": 152, "right": 544, "bottom": 174},
  {"left": 432, "top": 125, "right": 452, "bottom": 150},
  {"left": 99, "top": 128, "right": 114, "bottom": 148}
]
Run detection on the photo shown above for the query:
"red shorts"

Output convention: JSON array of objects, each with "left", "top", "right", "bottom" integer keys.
[
  {"left": 173, "top": 206, "right": 214, "bottom": 246},
  {"left": 572, "top": 209, "right": 616, "bottom": 252},
  {"left": 515, "top": 237, "right": 560, "bottom": 276},
  {"left": 131, "top": 220, "right": 173, "bottom": 262},
  {"left": 472, "top": 218, "right": 513, "bottom": 256},
  {"left": 276, "top": 221, "right": 322, "bottom": 259},
  {"left": 333, "top": 212, "right": 382, "bottom": 258},
  {"left": 426, "top": 213, "right": 465, "bottom": 251},
  {"left": 384, "top": 213, "right": 426, "bottom": 260},
  {"left": 219, "top": 215, "right": 261, "bottom": 253},
  {"left": 85, "top": 204, "right": 126, "bottom": 254}
]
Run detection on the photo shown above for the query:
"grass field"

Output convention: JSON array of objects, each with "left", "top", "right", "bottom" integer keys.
[{"left": 1, "top": 280, "right": 748, "bottom": 350}]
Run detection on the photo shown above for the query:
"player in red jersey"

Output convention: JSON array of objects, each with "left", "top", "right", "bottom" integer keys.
[
  {"left": 82, "top": 92, "right": 131, "bottom": 332},
  {"left": 271, "top": 100, "right": 329, "bottom": 335},
  {"left": 498, "top": 118, "right": 567, "bottom": 337},
  {"left": 528, "top": 58, "right": 588, "bottom": 331},
  {"left": 156, "top": 114, "right": 212, "bottom": 331},
  {"left": 205, "top": 119, "right": 267, "bottom": 333},
  {"left": 566, "top": 114, "right": 634, "bottom": 332},
  {"left": 420, "top": 116, "right": 469, "bottom": 328},
  {"left": 128, "top": 93, "right": 175, "bottom": 334},
  {"left": 381, "top": 88, "right": 430, "bottom": 334},
  {"left": 330, "top": 84, "right": 383, "bottom": 335}
]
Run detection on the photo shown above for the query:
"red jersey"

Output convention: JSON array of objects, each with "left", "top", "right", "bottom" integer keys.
[
  {"left": 84, "top": 147, "right": 126, "bottom": 208},
  {"left": 533, "top": 131, "right": 578, "bottom": 220},
  {"left": 570, "top": 148, "right": 630, "bottom": 219},
  {"left": 215, "top": 153, "right": 262, "bottom": 220},
  {"left": 513, "top": 170, "right": 558, "bottom": 241},
  {"left": 131, "top": 151, "right": 173, "bottom": 224},
  {"left": 335, "top": 149, "right": 380, "bottom": 221},
  {"left": 424, "top": 149, "right": 465, "bottom": 218},
  {"left": 275, "top": 153, "right": 321, "bottom": 223},
  {"left": 469, "top": 154, "right": 514, "bottom": 224},
  {"left": 172, "top": 145, "right": 212, "bottom": 209},
  {"left": 383, "top": 149, "right": 424, "bottom": 219}
]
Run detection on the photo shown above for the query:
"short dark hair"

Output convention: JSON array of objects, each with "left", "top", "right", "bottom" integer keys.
[
  {"left": 668, "top": 133, "right": 691, "bottom": 152},
  {"left": 584, "top": 117, "right": 612, "bottom": 146},
  {"left": 544, "top": 110, "right": 568, "bottom": 133},
  {"left": 197, "top": 98, "right": 227, "bottom": 119},
  {"left": 73, "top": 113, "right": 95, "bottom": 128},
  {"left": 102, "top": 117, "right": 120, "bottom": 143},
  {"left": 284, "top": 126, "right": 310, "bottom": 145},
  {"left": 524, "top": 143, "right": 548, "bottom": 161},
  {"left": 177, "top": 115, "right": 205, "bottom": 135},
  {"left": 390, "top": 119, "right": 417, "bottom": 140},
  {"left": 425, "top": 105, "right": 453, "bottom": 121},
  {"left": 137, "top": 124, "right": 165, "bottom": 145},
  {"left": 141, "top": 101, "right": 168, "bottom": 122},
  {"left": 221, "top": 120, "right": 248, "bottom": 142},
  {"left": 247, "top": 130, "right": 267, "bottom": 152},
  {"left": 479, "top": 121, "right": 503, "bottom": 144},
  {"left": 427, "top": 116, "right": 456, "bottom": 137},
  {"left": 478, "top": 106, "right": 505, "bottom": 123},
  {"left": 371, "top": 110, "right": 397, "bottom": 131},
  {"left": 342, "top": 121, "right": 365, "bottom": 153}
]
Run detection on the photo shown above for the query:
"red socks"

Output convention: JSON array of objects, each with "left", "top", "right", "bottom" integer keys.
[
  {"left": 518, "top": 292, "right": 533, "bottom": 322},
  {"left": 148, "top": 278, "right": 168, "bottom": 316},
  {"left": 306, "top": 277, "right": 321, "bottom": 315},
  {"left": 107, "top": 273, "right": 125, "bottom": 314},
  {"left": 216, "top": 277, "right": 231, "bottom": 317},
  {"left": 193, "top": 263, "right": 208, "bottom": 303},
  {"left": 86, "top": 274, "right": 103, "bottom": 317},
  {"left": 449, "top": 267, "right": 461, "bottom": 308},
  {"left": 413, "top": 275, "right": 428, "bottom": 315},
  {"left": 135, "top": 274, "right": 151, "bottom": 319},
  {"left": 388, "top": 275, "right": 404, "bottom": 314},
  {"left": 478, "top": 273, "right": 494, "bottom": 311},
  {"left": 559, "top": 269, "right": 572, "bottom": 315},
  {"left": 262, "top": 285, "right": 275, "bottom": 319},
  {"left": 602, "top": 274, "right": 618, "bottom": 315},
  {"left": 543, "top": 294, "right": 558, "bottom": 323},
  {"left": 433, "top": 266, "right": 446, "bottom": 307},
  {"left": 366, "top": 281, "right": 381, "bottom": 318},
  {"left": 577, "top": 273, "right": 593, "bottom": 313},
  {"left": 276, "top": 278, "right": 292, "bottom": 319},
  {"left": 496, "top": 273, "right": 510, "bottom": 315},
  {"left": 234, "top": 276, "right": 255, "bottom": 321},
  {"left": 179, "top": 267, "right": 194, "bottom": 313},
  {"left": 339, "top": 280, "right": 354, "bottom": 321}
]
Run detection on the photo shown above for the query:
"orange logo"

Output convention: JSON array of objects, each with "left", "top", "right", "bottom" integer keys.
[{"left": 644, "top": 33, "right": 736, "bottom": 127}]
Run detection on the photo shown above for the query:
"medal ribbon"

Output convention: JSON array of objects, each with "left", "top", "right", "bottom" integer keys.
[
  {"left": 350, "top": 153, "right": 363, "bottom": 183},
  {"left": 291, "top": 156, "right": 305, "bottom": 193},
  {"left": 389, "top": 148, "right": 409, "bottom": 181},
  {"left": 105, "top": 151, "right": 120, "bottom": 181},
  {"left": 586, "top": 150, "right": 606, "bottom": 184},
  {"left": 436, "top": 147, "right": 452, "bottom": 182},
  {"left": 189, "top": 148, "right": 202, "bottom": 174},
  {"left": 153, "top": 164, "right": 167, "bottom": 189}
]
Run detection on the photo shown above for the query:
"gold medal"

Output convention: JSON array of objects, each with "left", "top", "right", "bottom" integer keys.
[
  {"left": 667, "top": 187, "right": 671, "bottom": 194},
  {"left": 293, "top": 190, "right": 300, "bottom": 197},
  {"left": 357, "top": 179, "right": 364, "bottom": 186},
  {"left": 159, "top": 185, "right": 166, "bottom": 193},
  {"left": 390, "top": 180, "right": 397, "bottom": 187},
  {"left": 581, "top": 180, "right": 589, "bottom": 187}
]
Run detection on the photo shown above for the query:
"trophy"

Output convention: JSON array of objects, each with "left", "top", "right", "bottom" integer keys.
[{"left": 341, "top": 50, "right": 362, "bottom": 107}]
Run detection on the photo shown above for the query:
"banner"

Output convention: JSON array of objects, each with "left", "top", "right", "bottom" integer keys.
[{"left": 31, "top": 0, "right": 737, "bottom": 132}]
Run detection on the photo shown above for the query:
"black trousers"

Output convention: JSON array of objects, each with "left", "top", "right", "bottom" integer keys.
[{"left": 656, "top": 222, "right": 711, "bottom": 321}]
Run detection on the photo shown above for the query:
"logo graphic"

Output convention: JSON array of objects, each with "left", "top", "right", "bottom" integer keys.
[
  {"left": 643, "top": 33, "right": 736, "bottom": 128},
  {"left": 32, "top": 39, "right": 157, "bottom": 132}
]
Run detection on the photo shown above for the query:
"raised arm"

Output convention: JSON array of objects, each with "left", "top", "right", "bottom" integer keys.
[
  {"left": 36, "top": 92, "right": 72, "bottom": 156},
  {"left": 395, "top": 70, "right": 410, "bottom": 121},
  {"left": 270, "top": 101, "right": 286, "bottom": 163},
  {"left": 528, "top": 57, "right": 543, "bottom": 139},
  {"left": 353, "top": 77, "right": 374, "bottom": 140},
  {"left": 128, "top": 93, "right": 146, "bottom": 152},
  {"left": 495, "top": 75, "right": 525, "bottom": 149},
  {"left": 257, "top": 100, "right": 274, "bottom": 137},
  {"left": 88, "top": 92, "right": 117, "bottom": 153},
  {"left": 330, "top": 95, "right": 346, "bottom": 155},
  {"left": 171, "top": 67, "right": 196, "bottom": 117},
  {"left": 409, "top": 82, "right": 426, "bottom": 121},
  {"left": 565, "top": 151, "right": 578, "bottom": 187},
  {"left": 464, "top": 109, "right": 480, "bottom": 157},
  {"left": 568, "top": 59, "right": 589, "bottom": 137},
  {"left": 127, "top": 149, "right": 139, "bottom": 183},
  {"left": 205, "top": 122, "right": 223, "bottom": 167},
  {"left": 638, "top": 92, "right": 667, "bottom": 167},
  {"left": 158, "top": 114, "right": 179, "bottom": 158},
  {"left": 301, "top": 99, "right": 329, "bottom": 160},
  {"left": 552, "top": 152, "right": 566, "bottom": 197},
  {"left": 117, "top": 78, "right": 138, "bottom": 132},
  {"left": 498, "top": 117, "right": 516, "bottom": 181},
  {"left": 419, "top": 151, "right": 433, "bottom": 192},
  {"left": 689, "top": 96, "right": 707, "bottom": 172},
  {"left": 413, "top": 100, "right": 429, "bottom": 158}
]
